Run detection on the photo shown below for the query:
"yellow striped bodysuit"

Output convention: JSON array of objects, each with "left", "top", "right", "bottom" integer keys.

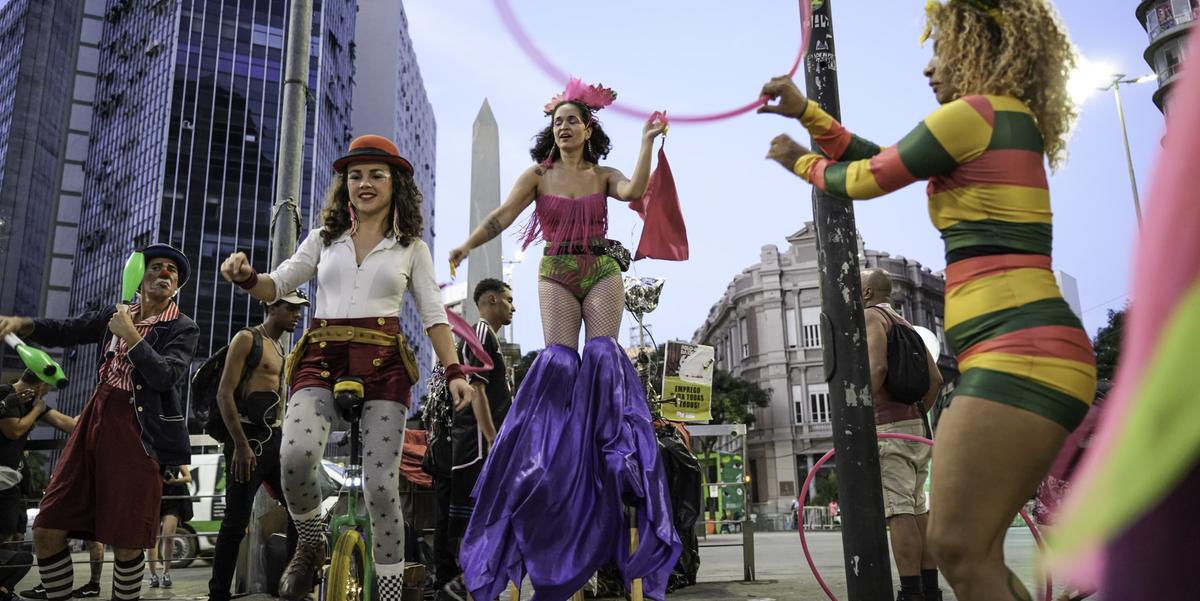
[{"left": 793, "top": 95, "right": 1097, "bottom": 430}]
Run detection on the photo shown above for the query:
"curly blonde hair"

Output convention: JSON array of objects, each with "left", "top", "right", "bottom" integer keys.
[{"left": 927, "top": 0, "right": 1077, "bottom": 169}]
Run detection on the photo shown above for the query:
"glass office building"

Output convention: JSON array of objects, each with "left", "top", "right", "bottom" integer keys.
[
  {"left": 0, "top": 0, "right": 87, "bottom": 373},
  {"left": 63, "top": 0, "right": 357, "bottom": 415}
]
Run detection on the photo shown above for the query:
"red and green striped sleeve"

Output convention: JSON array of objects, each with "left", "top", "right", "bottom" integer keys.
[
  {"left": 793, "top": 96, "right": 996, "bottom": 199},
  {"left": 798, "top": 100, "right": 882, "bottom": 161}
]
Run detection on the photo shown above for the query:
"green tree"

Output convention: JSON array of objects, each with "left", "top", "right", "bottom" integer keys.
[
  {"left": 1093, "top": 307, "right": 1125, "bottom": 382},
  {"left": 708, "top": 368, "right": 771, "bottom": 427},
  {"left": 811, "top": 471, "right": 839, "bottom": 505}
]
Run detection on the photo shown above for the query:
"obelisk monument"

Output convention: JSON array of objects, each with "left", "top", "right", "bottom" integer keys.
[{"left": 467, "top": 99, "right": 503, "bottom": 327}]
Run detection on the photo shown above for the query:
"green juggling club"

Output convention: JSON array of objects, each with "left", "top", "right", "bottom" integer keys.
[
  {"left": 3, "top": 334, "right": 68, "bottom": 389},
  {"left": 121, "top": 251, "right": 146, "bottom": 306}
]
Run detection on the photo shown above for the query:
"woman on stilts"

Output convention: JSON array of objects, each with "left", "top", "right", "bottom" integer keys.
[
  {"left": 761, "top": 1, "right": 1095, "bottom": 599},
  {"left": 449, "top": 80, "right": 682, "bottom": 601},
  {"left": 220, "top": 135, "right": 473, "bottom": 601}
]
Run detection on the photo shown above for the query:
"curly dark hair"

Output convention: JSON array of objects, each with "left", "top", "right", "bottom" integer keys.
[
  {"left": 318, "top": 164, "right": 424, "bottom": 247},
  {"left": 529, "top": 101, "right": 613, "bottom": 165}
]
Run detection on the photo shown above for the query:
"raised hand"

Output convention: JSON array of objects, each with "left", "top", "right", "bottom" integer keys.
[
  {"left": 448, "top": 246, "right": 469, "bottom": 273},
  {"left": 220, "top": 251, "right": 253, "bottom": 284},
  {"left": 642, "top": 113, "right": 668, "bottom": 143},
  {"left": 757, "top": 75, "right": 809, "bottom": 119},
  {"left": 766, "top": 134, "right": 812, "bottom": 172}
]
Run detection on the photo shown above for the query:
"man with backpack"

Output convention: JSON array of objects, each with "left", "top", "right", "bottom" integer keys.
[
  {"left": 201, "top": 290, "right": 307, "bottom": 601},
  {"left": 862, "top": 269, "right": 944, "bottom": 601}
]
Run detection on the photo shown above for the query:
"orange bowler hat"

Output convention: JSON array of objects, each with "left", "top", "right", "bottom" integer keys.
[{"left": 332, "top": 134, "right": 414, "bottom": 176}]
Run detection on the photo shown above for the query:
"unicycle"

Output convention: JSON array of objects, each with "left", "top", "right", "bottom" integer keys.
[{"left": 321, "top": 377, "right": 374, "bottom": 601}]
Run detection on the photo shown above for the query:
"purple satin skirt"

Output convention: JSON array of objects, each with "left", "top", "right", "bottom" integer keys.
[{"left": 460, "top": 338, "right": 682, "bottom": 601}]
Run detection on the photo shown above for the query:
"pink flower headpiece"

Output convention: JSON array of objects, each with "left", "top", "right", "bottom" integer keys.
[{"left": 543, "top": 78, "right": 618, "bottom": 115}]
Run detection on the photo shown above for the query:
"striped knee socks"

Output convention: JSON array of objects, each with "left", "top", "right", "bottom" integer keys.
[
  {"left": 112, "top": 552, "right": 146, "bottom": 601},
  {"left": 36, "top": 548, "right": 74, "bottom": 601}
]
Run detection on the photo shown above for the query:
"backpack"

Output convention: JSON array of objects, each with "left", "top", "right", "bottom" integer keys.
[
  {"left": 191, "top": 328, "right": 263, "bottom": 442},
  {"left": 870, "top": 306, "right": 930, "bottom": 405}
]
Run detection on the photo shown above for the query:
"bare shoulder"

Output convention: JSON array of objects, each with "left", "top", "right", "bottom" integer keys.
[
  {"left": 223, "top": 328, "right": 255, "bottom": 362},
  {"left": 229, "top": 328, "right": 255, "bottom": 349},
  {"left": 864, "top": 306, "right": 887, "bottom": 327},
  {"left": 597, "top": 165, "right": 625, "bottom": 179},
  {"left": 510, "top": 164, "right": 546, "bottom": 197}
]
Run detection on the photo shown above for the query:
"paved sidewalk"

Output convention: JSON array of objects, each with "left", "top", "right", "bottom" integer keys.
[{"left": 12, "top": 530, "right": 1054, "bottom": 600}]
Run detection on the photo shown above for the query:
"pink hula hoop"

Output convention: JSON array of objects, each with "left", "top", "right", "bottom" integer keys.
[
  {"left": 491, "top": 0, "right": 810, "bottom": 124},
  {"left": 797, "top": 432, "right": 1053, "bottom": 601}
]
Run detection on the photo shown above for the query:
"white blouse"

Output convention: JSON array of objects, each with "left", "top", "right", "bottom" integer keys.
[{"left": 268, "top": 228, "right": 448, "bottom": 329}]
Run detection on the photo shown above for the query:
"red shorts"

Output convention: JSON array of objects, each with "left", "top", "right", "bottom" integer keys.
[
  {"left": 291, "top": 316, "right": 413, "bottom": 405},
  {"left": 34, "top": 384, "right": 163, "bottom": 549}
]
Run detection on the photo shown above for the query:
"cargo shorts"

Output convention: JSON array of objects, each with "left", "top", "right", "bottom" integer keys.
[{"left": 877, "top": 418, "right": 931, "bottom": 518}]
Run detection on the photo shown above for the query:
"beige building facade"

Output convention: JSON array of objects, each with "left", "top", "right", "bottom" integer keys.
[{"left": 692, "top": 223, "right": 958, "bottom": 525}]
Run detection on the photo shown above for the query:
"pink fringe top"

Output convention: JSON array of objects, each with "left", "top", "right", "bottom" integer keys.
[{"left": 517, "top": 193, "right": 609, "bottom": 250}]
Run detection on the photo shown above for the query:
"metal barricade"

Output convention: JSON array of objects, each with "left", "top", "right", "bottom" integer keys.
[{"left": 803, "top": 506, "right": 837, "bottom": 530}]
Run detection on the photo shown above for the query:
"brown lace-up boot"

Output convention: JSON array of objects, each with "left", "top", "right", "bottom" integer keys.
[{"left": 278, "top": 542, "right": 326, "bottom": 601}]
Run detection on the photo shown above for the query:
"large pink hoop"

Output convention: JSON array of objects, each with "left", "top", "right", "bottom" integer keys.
[
  {"left": 796, "top": 432, "right": 1053, "bottom": 601},
  {"left": 491, "top": 0, "right": 810, "bottom": 124}
]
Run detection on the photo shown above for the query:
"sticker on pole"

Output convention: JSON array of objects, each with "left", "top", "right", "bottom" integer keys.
[{"left": 660, "top": 340, "right": 715, "bottom": 422}]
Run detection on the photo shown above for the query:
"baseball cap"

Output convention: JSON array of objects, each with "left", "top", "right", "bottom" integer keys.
[{"left": 275, "top": 289, "right": 310, "bottom": 306}]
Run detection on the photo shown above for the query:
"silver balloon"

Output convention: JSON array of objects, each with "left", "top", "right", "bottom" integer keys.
[{"left": 624, "top": 276, "right": 665, "bottom": 319}]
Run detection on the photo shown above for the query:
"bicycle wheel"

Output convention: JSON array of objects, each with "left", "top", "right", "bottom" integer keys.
[{"left": 325, "top": 528, "right": 368, "bottom": 601}]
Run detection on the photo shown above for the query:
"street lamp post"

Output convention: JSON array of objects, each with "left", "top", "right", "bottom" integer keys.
[
  {"left": 1102, "top": 74, "right": 1153, "bottom": 227},
  {"left": 500, "top": 250, "right": 524, "bottom": 341},
  {"left": 1069, "top": 59, "right": 1155, "bottom": 228}
]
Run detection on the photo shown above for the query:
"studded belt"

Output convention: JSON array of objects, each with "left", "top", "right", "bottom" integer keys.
[
  {"left": 284, "top": 325, "right": 419, "bottom": 387},
  {"left": 305, "top": 325, "right": 396, "bottom": 346}
]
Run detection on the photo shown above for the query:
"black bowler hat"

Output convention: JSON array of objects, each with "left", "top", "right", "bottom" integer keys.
[
  {"left": 332, "top": 135, "right": 414, "bottom": 176},
  {"left": 141, "top": 243, "right": 191, "bottom": 287}
]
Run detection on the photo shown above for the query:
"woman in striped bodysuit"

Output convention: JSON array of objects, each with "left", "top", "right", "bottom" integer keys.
[{"left": 762, "top": 1, "right": 1095, "bottom": 599}]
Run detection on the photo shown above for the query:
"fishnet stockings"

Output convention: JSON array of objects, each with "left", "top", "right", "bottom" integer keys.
[
  {"left": 582, "top": 274, "right": 624, "bottom": 341},
  {"left": 538, "top": 274, "right": 624, "bottom": 349},
  {"left": 539, "top": 279, "right": 582, "bottom": 349}
]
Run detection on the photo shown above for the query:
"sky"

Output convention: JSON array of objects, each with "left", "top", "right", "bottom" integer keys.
[{"left": 406, "top": 1, "right": 1165, "bottom": 353}]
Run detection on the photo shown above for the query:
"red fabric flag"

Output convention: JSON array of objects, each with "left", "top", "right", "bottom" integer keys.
[{"left": 629, "top": 144, "right": 689, "bottom": 261}]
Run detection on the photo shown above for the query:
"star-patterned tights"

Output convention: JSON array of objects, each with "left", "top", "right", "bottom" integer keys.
[{"left": 281, "top": 388, "right": 409, "bottom": 567}]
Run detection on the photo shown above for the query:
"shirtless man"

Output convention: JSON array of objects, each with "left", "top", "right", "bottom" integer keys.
[{"left": 207, "top": 291, "right": 308, "bottom": 601}]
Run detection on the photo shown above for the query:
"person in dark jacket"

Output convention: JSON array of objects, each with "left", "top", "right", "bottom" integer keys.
[{"left": 0, "top": 243, "right": 198, "bottom": 601}]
